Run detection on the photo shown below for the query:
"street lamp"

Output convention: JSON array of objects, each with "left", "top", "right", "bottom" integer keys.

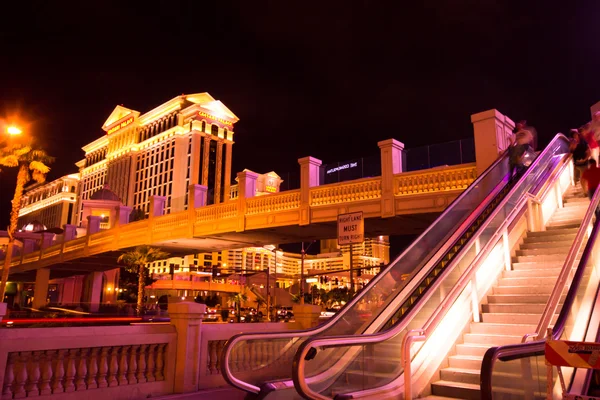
[
  {"left": 263, "top": 245, "right": 280, "bottom": 322},
  {"left": 300, "top": 240, "right": 316, "bottom": 305}
]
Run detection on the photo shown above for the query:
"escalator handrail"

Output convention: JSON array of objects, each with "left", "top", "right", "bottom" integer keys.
[
  {"left": 292, "top": 134, "right": 571, "bottom": 400},
  {"left": 480, "top": 180, "right": 600, "bottom": 400},
  {"left": 220, "top": 145, "right": 512, "bottom": 394}
]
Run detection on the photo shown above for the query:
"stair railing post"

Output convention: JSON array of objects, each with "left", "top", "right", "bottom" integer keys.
[{"left": 402, "top": 329, "right": 426, "bottom": 400}]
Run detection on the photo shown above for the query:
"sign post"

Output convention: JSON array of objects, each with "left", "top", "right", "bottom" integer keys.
[{"left": 338, "top": 212, "right": 364, "bottom": 293}]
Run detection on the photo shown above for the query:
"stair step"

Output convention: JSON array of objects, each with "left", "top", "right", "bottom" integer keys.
[
  {"left": 511, "top": 261, "right": 564, "bottom": 270},
  {"left": 487, "top": 294, "right": 552, "bottom": 304},
  {"left": 503, "top": 268, "right": 561, "bottom": 278},
  {"left": 515, "top": 247, "right": 575, "bottom": 256},
  {"left": 546, "top": 222, "right": 581, "bottom": 230},
  {"left": 481, "top": 303, "right": 549, "bottom": 313},
  {"left": 513, "top": 254, "right": 572, "bottom": 263},
  {"left": 431, "top": 380, "right": 481, "bottom": 400},
  {"left": 481, "top": 313, "right": 555, "bottom": 324},
  {"left": 564, "top": 197, "right": 589, "bottom": 203},
  {"left": 519, "top": 241, "right": 574, "bottom": 249},
  {"left": 527, "top": 228, "right": 579, "bottom": 236},
  {"left": 493, "top": 285, "right": 554, "bottom": 295},
  {"left": 455, "top": 343, "right": 491, "bottom": 357},
  {"left": 523, "top": 234, "right": 577, "bottom": 244},
  {"left": 497, "top": 276, "right": 559, "bottom": 286},
  {"left": 463, "top": 333, "right": 523, "bottom": 346},
  {"left": 440, "top": 367, "right": 480, "bottom": 385},
  {"left": 469, "top": 322, "right": 537, "bottom": 335}
]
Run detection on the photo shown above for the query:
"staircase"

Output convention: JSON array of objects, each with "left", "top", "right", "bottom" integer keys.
[{"left": 428, "top": 186, "right": 589, "bottom": 399}]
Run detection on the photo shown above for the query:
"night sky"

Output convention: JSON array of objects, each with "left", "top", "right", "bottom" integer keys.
[{"left": 1, "top": 2, "right": 599, "bottom": 256}]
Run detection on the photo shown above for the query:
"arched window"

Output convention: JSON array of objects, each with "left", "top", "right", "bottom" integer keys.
[
  {"left": 211, "top": 124, "right": 219, "bottom": 136},
  {"left": 201, "top": 121, "right": 206, "bottom": 133},
  {"left": 70, "top": 186, "right": 76, "bottom": 193},
  {"left": 224, "top": 128, "right": 228, "bottom": 138}
]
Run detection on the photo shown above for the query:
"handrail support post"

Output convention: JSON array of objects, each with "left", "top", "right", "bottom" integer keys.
[{"left": 402, "top": 329, "right": 426, "bottom": 400}]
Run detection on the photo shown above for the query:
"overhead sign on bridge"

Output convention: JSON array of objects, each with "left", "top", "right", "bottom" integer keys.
[{"left": 337, "top": 212, "right": 364, "bottom": 245}]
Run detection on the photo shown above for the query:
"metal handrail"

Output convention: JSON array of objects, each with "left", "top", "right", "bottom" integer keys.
[
  {"left": 480, "top": 179, "right": 600, "bottom": 400},
  {"left": 291, "top": 135, "right": 571, "bottom": 400},
  {"left": 219, "top": 147, "right": 512, "bottom": 394}
]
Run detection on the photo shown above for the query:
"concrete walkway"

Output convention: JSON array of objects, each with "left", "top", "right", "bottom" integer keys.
[{"left": 156, "top": 387, "right": 247, "bottom": 400}]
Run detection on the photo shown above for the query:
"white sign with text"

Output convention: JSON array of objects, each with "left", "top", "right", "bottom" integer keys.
[{"left": 338, "top": 212, "right": 364, "bottom": 245}]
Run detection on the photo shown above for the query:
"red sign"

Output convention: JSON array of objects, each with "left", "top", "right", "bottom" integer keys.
[
  {"left": 545, "top": 340, "right": 600, "bottom": 369},
  {"left": 107, "top": 116, "right": 134, "bottom": 134}
]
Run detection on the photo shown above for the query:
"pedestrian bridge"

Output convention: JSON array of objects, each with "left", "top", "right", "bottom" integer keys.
[{"left": 4, "top": 155, "right": 477, "bottom": 281}]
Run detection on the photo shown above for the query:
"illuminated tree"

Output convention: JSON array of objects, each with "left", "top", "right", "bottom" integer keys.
[
  {"left": 0, "top": 141, "right": 54, "bottom": 301},
  {"left": 117, "top": 245, "right": 169, "bottom": 315}
]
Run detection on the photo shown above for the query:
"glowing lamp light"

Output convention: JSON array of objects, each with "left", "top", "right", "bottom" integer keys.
[
  {"left": 7, "top": 126, "right": 22, "bottom": 136},
  {"left": 107, "top": 287, "right": 112, "bottom": 292},
  {"left": 181, "top": 296, "right": 185, "bottom": 300}
]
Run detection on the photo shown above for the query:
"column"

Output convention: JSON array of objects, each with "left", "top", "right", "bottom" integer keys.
[
  {"left": 298, "top": 157, "right": 322, "bottom": 226},
  {"left": 236, "top": 170, "right": 259, "bottom": 232},
  {"left": 33, "top": 268, "right": 50, "bottom": 309},
  {"left": 223, "top": 142, "right": 233, "bottom": 202},
  {"left": 85, "top": 271, "right": 103, "bottom": 313},
  {"left": 149, "top": 196, "right": 167, "bottom": 218},
  {"left": 471, "top": 109, "right": 515, "bottom": 175},
  {"left": 168, "top": 302, "right": 206, "bottom": 393},
  {"left": 201, "top": 136, "right": 211, "bottom": 186},
  {"left": 189, "top": 132, "right": 202, "bottom": 185},
  {"left": 188, "top": 184, "right": 208, "bottom": 210},
  {"left": 378, "top": 139, "right": 405, "bottom": 218},
  {"left": 214, "top": 140, "right": 224, "bottom": 204}
]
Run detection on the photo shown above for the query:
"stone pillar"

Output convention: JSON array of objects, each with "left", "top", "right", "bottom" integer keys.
[
  {"left": 33, "top": 268, "right": 50, "bottom": 309},
  {"left": 214, "top": 140, "right": 224, "bottom": 204},
  {"left": 224, "top": 142, "right": 233, "bottom": 202},
  {"left": 22, "top": 238, "right": 36, "bottom": 254},
  {"left": 149, "top": 196, "right": 167, "bottom": 218},
  {"left": 188, "top": 184, "right": 208, "bottom": 209},
  {"left": 116, "top": 205, "right": 133, "bottom": 225},
  {"left": 298, "top": 157, "right": 322, "bottom": 226},
  {"left": 59, "top": 277, "right": 75, "bottom": 304},
  {"left": 471, "top": 109, "right": 515, "bottom": 175},
  {"left": 292, "top": 304, "right": 321, "bottom": 329},
  {"left": 63, "top": 224, "right": 77, "bottom": 241},
  {"left": 85, "top": 271, "right": 103, "bottom": 313},
  {"left": 103, "top": 268, "right": 119, "bottom": 304},
  {"left": 40, "top": 232, "right": 55, "bottom": 249},
  {"left": 378, "top": 139, "right": 405, "bottom": 218},
  {"left": 236, "top": 171, "right": 259, "bottom": 232},
  {"left": 87, "top": 215, "right": 102, "bottom": 235},
  {"left": 202, "top": 136, "right": 211, "bottom": 186},
  {"left": 168, "top": 302, "right": 206, "bottom": 393}
]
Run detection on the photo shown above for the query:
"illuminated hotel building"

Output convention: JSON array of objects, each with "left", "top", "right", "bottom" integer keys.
[
  {"left": 75, "top": 93, "right": 238, "bottom": 224},
  {"left": 17, "top": 174, "right": 80, "bottom": 231}
]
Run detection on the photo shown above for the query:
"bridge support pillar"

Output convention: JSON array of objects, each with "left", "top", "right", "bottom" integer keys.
[
  {"left": 87, "top": 215, "right": 102, "bottom": 235},
  {"left": 378, "top": 139, "right": 405, "bottom": 218},
  {"left": 168, "top": 302, "right": 206, "bottom": 393},
  {"left": 298, "top": 156, "right": 322, "bottom": 226},
  {"left": 84, "top": 271, "right": 103, "bottom": 313},
  {"left": 33, "top": 268, "right": 50, "bottom": 309},
  {"left": 471, "top": 109, "right": 515, "bottom": 175},
  {"left": 236, "top": 171, "right": 258, "bottom": 232}
]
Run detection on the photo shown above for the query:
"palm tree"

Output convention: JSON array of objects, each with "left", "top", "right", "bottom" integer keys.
[
  {"left": 0, "top": 141, "right": 54, "bottom": 301},
  {"left": 117, "top": 245, "right": 169, "bottom": 315},
  {"left": 231, "top": 290, "right": 248, "bottom": 323}
]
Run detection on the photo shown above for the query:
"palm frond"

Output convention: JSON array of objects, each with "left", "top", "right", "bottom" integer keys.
[
  {"left": 0, "top": 155, "right": 19, "bottom": 167},
  {"left": 29, "top": 160, "right": 50, "bottom": 174}
]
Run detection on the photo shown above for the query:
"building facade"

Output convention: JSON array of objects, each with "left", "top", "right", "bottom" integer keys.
[
  {"left": 17, "top": 174, "right": 80, "bottom": 231},
  {"left": 76, "top": 93, "right": 238, "bottom": 225}
]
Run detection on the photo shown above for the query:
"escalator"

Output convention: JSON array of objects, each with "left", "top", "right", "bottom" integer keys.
[
  {"left": 221, "top": 134, "right": 569, "bottom": 399},
  {"left": 480, "top": 187, "right": 600, "bottom": 400}
]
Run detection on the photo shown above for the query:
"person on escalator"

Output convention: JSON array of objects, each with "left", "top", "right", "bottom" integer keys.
[
  {"left": 508, "top": 127, "right": 534, "bottom": 179},
  {"left": 581, "top": 159, "right": 600, "bottom": 201},
  {"left": 570, "top": 130, "right": 591, "bottom": 186},
  {"left": 581, "top": 123, "right": 599, "bottom": 164},
  {"left": 516, "top": 120, "right": 538, "bottom": 151}
]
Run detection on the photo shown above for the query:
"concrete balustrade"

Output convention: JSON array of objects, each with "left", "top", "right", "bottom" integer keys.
[{"left": 0, "top": 302, "right": 305, "bottom": 399}]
